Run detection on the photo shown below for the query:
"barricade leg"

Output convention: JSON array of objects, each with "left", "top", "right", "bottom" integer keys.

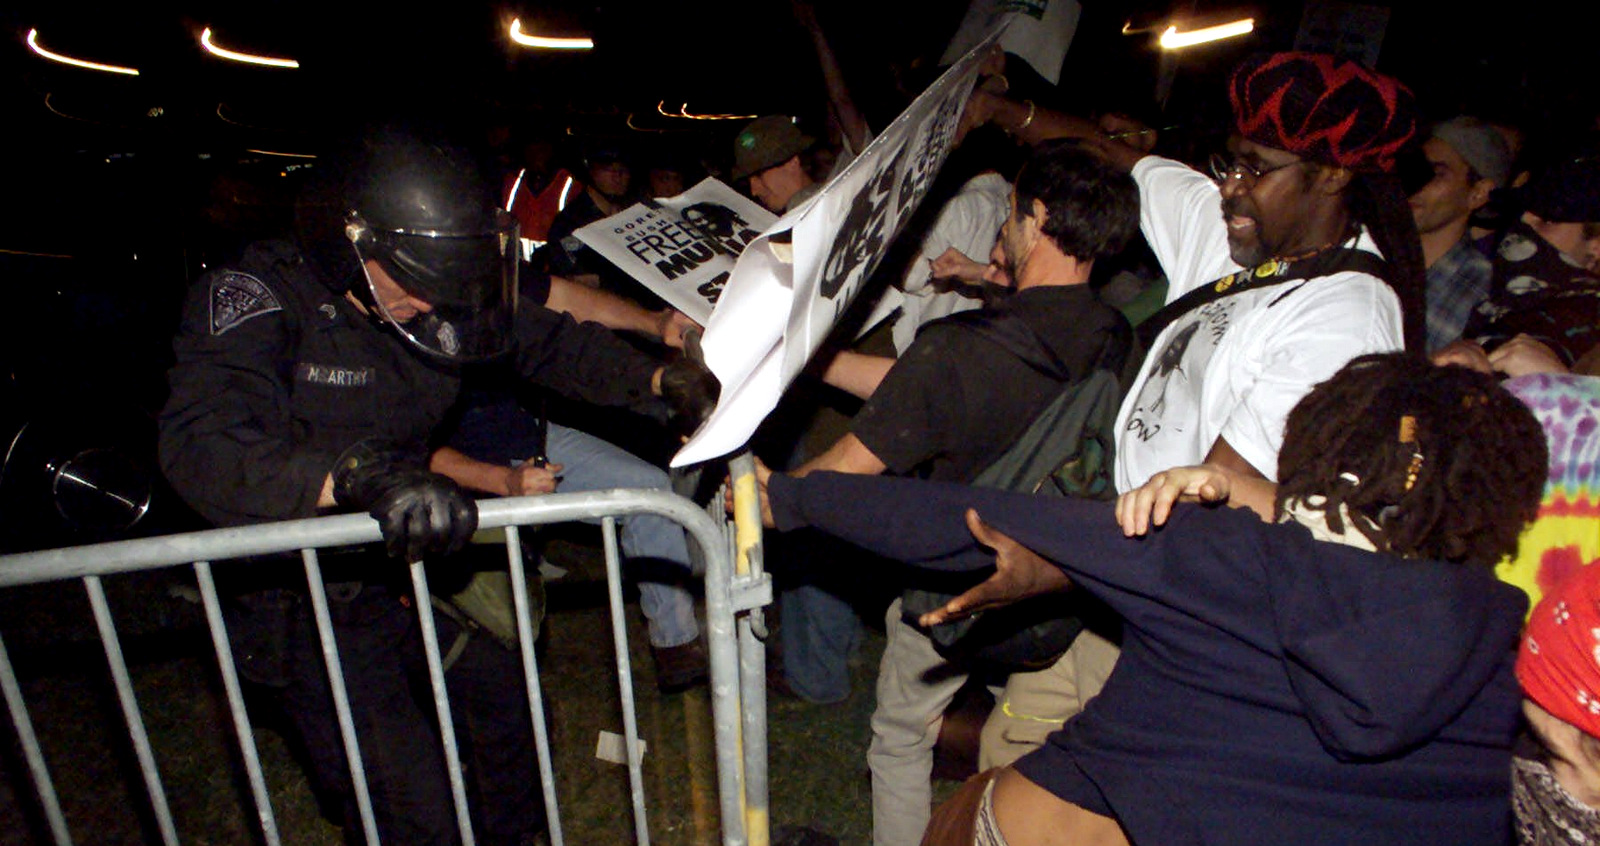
[
  {"left": 0, "top": 631, "right": 72, "bottom": 846},
  {"left": 602, "top": 515, "right": 653, "bottom": 845},
  {"left": 506, "top": 524, "right": 565, "bottom": 846},
  {"left": 84, "top": 574, "right": 179, "bottom": 846},
  {"left": 194, "top": 560, "right": 282, "bottom": 846}
]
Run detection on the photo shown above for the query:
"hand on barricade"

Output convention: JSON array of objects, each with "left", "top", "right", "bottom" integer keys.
[
  {"left": 915, "top": 509, "right": 1071, "bottom": 628},
  {"left": 332, "top": 439, "right": 479, "bottom": 561},
  {"left": 723, "top": 457, "right": 776, "bottom": 529}
]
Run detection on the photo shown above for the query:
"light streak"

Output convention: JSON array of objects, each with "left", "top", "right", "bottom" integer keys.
[
  {"left": 1158, "top": 19, "right": 1254, "bottom": 50},
  {"left": 508, "top": 18, "right": 593, "bottom": 50},
  {"left": 200, "top": 28, "right": 300, "bottom": 68},
  {"left": 26, "top": 29, "right": 138, "bottom": 75},
  {"left": 654, "top": 100, "right": 756, "bottom": 120}
]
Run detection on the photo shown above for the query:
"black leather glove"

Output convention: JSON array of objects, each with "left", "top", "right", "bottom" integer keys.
[
  {"left": 331, "top": 439, "right": 479, "bottom": 561},
  {"left": 658, "top": 356, "right": 721, "bottom": 437}
]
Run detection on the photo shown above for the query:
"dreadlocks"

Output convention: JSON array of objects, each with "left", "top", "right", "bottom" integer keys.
[
  {"left": 1276, "top": 353, "right": 1546, "bottom": 568},
  {"left": 1348, "top": 172, "right": 1428, "bottom": 353}
]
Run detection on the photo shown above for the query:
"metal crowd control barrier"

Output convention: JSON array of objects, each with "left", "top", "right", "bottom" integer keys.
[{"left": 0, "top": 463, "right": 772, "bottom": 846}]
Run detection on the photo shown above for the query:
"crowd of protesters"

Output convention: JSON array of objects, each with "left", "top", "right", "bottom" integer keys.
[
  {"left": 457, "top": 35, "right": 1600, "bottom": 840},
  {"left": 151, "top": 2, "right": 1600, "bottom": 842}
]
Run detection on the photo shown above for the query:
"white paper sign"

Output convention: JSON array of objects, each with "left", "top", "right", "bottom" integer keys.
[
  {"left": 941, "top": 0, "right": 1081, "bottom": 86},
  {"left": 672, "top": 30, "right": 1000, "bottom": 467},
  {"left": 572, "top": 179, "right": 777, "bottom": 325}
]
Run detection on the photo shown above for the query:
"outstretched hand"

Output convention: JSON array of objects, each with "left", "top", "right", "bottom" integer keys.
[
  {"left": 916, "top": 509, "right": 1071, "bottom": 628},
  {"left": 1114, "top": 464, "right": 1233, "bottom": 537}
]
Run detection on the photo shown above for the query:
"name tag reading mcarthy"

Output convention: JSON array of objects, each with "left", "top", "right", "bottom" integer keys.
[
  {"left": 208, "top": 271, "right": 282, "bottom": 335},
  {"left": 297, "top": 364, "right": 375, "bottom": 387}
]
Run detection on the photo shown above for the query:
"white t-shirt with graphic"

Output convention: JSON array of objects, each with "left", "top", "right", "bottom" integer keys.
[{"left": 1114, "top": 156, "right": 1404, "bottom": 492}]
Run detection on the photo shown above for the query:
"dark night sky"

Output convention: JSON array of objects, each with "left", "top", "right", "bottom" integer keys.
[{"left": 3, "top": 1, "right": 1597, "bottom": 158}]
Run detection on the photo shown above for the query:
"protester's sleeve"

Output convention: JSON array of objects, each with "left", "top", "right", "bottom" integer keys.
[
  {"left": 1131, "top": 157, "right": 1238, "bottom": 299},
  {"left": 512, "top": 298, "right": 664, "bottom": 417},
  {"left": 158, "top": 274, "right": 339, "bottom": 526},
  {"left": 766, "top": 471, "right": 1278, "bottom": 634}
]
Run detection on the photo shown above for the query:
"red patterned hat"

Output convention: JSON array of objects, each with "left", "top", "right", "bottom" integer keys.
[
  {"left": 1229, "top": 52, "right": 1417, "bottom": 173},
  {"left": 1518, "top": 563, "right": 1600, "bottom": 738}
]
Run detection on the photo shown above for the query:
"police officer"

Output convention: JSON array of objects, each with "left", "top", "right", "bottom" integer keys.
[{"left": 158, "top": 123, "right": 717, "bottom": 845}]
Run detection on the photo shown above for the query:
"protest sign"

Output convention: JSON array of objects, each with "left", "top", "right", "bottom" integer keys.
[
  {"left": 672, "top": 30, "right": 999, "bottom": 467},
  {"left": 941, "top": 0, "right": 1081, "bottom": 86},
  {"left": 573, "top": 179, "right": 776, "bottom": 325}
]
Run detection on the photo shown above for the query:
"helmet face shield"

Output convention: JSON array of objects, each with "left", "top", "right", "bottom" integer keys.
[{"left": 347, "top": 209, "right": 519, "bottom": 361}]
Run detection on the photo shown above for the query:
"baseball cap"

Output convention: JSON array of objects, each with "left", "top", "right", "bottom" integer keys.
[
  {"left": 732, "top": 115, "right": 813, "bottom": 181},
  {"left": 1431, "top": 116, "right": 1513, "bottom": 188}
]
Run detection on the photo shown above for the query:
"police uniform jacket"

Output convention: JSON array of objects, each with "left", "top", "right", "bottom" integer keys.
[{"left": 159, "top": 239, "right": 663, "bottom": 528}]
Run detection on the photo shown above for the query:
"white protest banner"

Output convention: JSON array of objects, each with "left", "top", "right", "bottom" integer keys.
[
  {"left": 672, "top": 30, "right": 999, "bottom": 467},
  {"left": 572, "top": 178, "right": 777, "bottom": 325},
  {"left": 941, "top": 0, "right": 1080, "bottom": 86}
]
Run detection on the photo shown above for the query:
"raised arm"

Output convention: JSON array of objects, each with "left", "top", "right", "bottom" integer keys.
[
  {"left": 962, "top": 92, "right": 1148, "bottom": 172},
  {"left": 792, "top": 0, "right": 870, "bottom": 152}
]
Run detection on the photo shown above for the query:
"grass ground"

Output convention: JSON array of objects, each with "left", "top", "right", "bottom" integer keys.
[{"left": 0, "top": 529, "right": 900, "bottom": 845}]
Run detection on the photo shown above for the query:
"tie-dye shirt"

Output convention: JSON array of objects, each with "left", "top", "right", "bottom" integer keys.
[{"left": 1497, "top": 373, "right": 1600, "bottom": 612}]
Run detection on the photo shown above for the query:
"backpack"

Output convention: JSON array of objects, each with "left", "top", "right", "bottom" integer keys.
[{"left": 899, "top": 309, "right": 1137, "bottom": 670}]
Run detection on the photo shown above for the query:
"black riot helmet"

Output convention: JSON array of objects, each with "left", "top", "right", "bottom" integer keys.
[{"left": 295, "top": 123, "right": 519, "bottom": 361}]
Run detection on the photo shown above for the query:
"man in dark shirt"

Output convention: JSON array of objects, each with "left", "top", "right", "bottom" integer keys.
[{"left": 788, "top": 141, "right": 1138, "bottom": 846}]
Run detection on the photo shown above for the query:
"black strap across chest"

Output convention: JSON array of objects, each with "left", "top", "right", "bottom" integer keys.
[{"left": 1137, "top": 247, "right": 1391, "bottom": 348}]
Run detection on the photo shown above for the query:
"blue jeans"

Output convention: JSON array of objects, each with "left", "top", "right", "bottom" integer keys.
[
  {"left": 781, "top": 584, "right": 859, "bottom": 703},
  {"left": 544, "top": 423, "right": 699, "bottom": 648},
  {"left": 449, "top": 400, "right": 698, "bottom": 648}
]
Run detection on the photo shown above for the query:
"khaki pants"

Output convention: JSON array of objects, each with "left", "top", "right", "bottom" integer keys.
[{"left": 978, "top": 628, "right": 1120, "bottom": 770}]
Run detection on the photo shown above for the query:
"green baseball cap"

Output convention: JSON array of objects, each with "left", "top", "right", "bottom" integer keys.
[{"left": 732, "top": 115, "right": 814, "bottom": 181}]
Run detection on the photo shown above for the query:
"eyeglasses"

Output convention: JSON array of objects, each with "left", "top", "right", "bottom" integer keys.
[{"left": 1208, "top": 153, "right": 1301, "bottom": 186}]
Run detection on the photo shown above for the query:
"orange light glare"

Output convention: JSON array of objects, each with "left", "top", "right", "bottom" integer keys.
[
  {"left": 654, "top": 101, "right": 756, "bottom": 121},
  {"left": 244, "top": 149, "right": 316, "bottom": 159},
  {"left": 26, "top": 29, "right": 139, "bottom": 75},
  {"left": 508, "top": 19, "right": 593, "bottom": 50},
  {"left": 200, "top": 28, "right": 300, "bottom": 68},
  {"left": 1158, "top": 19, "right": 1255, "bottom": 50}
]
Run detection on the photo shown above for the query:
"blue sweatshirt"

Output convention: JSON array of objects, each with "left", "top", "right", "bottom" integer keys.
[{"left": 770, "top": 471, "right": 1527, "bottom": 846}]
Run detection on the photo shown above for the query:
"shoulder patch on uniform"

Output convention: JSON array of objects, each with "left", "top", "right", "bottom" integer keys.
[{"left": 209, "top": 271, "right": 282, "bottom": 336}]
